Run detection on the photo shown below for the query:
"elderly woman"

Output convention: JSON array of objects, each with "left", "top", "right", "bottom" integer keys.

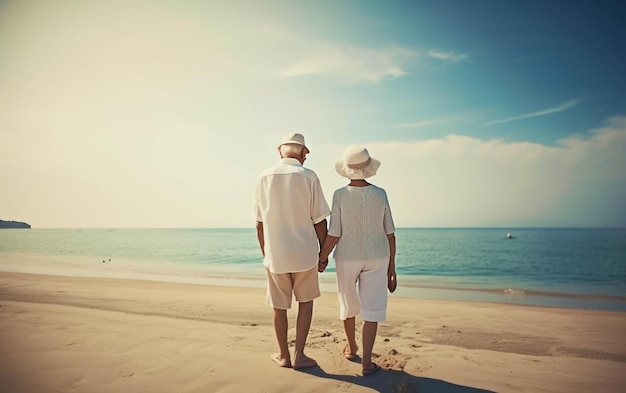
[{"left": 318, "top": 145, "right": 397, "bottom": 376}]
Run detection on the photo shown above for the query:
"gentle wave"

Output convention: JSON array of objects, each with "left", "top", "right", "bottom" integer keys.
[{"left": 1, "top": 228, "right": 626, "bottom": 310}]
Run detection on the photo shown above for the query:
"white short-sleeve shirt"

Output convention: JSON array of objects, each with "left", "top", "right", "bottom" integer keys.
[
  {"left": 328, "top": 185, "right": 395, "bottom": 261},
  {"left": 255, "top": 158, "right": 330, "bottom": 274}
]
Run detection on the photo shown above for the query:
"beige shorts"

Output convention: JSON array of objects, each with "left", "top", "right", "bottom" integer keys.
[{"left": 265, "top": 266, "right": 321, "bottom": 310}]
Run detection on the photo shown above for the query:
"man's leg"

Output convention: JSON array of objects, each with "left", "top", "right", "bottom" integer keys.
[
  {"left": 292, "top": 300, "right": 317, "bottom": 369},
  {"left": 272, "top": 308, "right": 291, "bottom": 367}
]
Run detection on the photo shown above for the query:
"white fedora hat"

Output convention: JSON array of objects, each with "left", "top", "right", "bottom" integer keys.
[
  {"left": 335, "top": 145, "right": 381, "bottom": 179},
  {"left": 279, "top": 132, "right": 310, "bottom": 153}
]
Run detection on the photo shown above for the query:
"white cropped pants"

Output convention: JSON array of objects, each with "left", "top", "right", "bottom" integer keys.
[{"left": 335, "top": 257, "right": 389, "bottom": 322}]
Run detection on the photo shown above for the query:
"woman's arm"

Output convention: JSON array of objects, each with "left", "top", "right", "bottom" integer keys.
[
  {"left": 318, "top": 235, "right": 340, "bottom": 272},
  {"left": 387, "top": 233, "right": 397, "bottom": 292}
]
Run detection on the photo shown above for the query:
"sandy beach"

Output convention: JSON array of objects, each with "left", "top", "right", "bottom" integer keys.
[{"left": 1, "top": 272, "right": 625, "bottom": 393}]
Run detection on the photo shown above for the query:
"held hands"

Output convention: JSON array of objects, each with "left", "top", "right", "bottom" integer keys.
[{"left": 318, "top": 258, "right": 329, "bottom": 273}]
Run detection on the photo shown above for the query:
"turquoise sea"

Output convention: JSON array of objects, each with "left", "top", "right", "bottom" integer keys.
[{"left": 1, "top": 228, "right": 625, "bottom": 311}]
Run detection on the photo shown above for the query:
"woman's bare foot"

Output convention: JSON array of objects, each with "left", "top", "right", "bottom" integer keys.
[
  {"left": 271, "top": 353, "right": 291, "bottom": 368},
  {"left": 292, "top": 353, "right": 317, "bottom": 369},
  {"left": 343, "top": 344, "right": 358, "bottom": 360},
  {"left": 362, "top": 362, "right": 381, "bottom": 376}
]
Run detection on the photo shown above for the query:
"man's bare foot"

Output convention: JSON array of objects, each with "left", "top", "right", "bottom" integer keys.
[
  {"left": 271, "top": 353, "right": 291, "bottom": 368},
  {"left": 292, "top": 354, "right": 317, "bottom": 369}
]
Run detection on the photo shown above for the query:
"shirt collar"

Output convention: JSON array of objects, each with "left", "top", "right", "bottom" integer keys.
[{"left": 280, "top": 157, "right": 302, "bottom": 166}]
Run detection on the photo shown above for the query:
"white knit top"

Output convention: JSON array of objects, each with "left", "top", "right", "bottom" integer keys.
[{"left": 328, "top": 185, "right": 395, "bottom": 261}]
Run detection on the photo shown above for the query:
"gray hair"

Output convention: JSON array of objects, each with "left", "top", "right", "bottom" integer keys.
[{"left": 280, "top": 143, "right": 305, "bottom": 157}]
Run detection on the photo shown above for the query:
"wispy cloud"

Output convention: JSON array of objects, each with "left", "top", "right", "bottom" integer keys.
[
  {"left": 486, "top": 100, "right": 579, "bottom": 126},
  {"left": 278, "top": 44, "right": 416, "bottom": 83},
  {"left": 426, "top": 49, "right": 469, "bottom": 62},
  {"left": 278, "top": 44, "right": 468, "bottom": 83},
  {"left": 394, "top": 118, "right": 457, "bottom": 128},
  {"left": 348, "top": 119, "right": 626, "bottom": 227}
]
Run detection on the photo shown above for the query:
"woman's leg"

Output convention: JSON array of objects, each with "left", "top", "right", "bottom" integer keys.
[
  {"left": 343, "top": 316, "right": 358, "bottom": 357},
  {"left": 362, "top": 320, "right": 378, "bottom": 368},
  {"left": 357, "top": 258, "right": 388, "bottom": 374},
  {"left": 336, "top": 260, "right": 364, "bottom": 358}
]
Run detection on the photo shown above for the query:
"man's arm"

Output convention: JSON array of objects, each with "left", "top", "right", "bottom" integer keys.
[
  {"left": 256, "top": 221, "right": 265, "bottom": 256},
  {"left": 314, "top": 219, "right": 328, "bottom": 246},
  {"left": 314, "top": 219, "right": 328, "bottom": 272}
]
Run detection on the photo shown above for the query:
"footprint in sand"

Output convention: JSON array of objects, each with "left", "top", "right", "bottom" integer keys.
[{"left": 373, "top": 349, "right": 411, "bottom": 370}]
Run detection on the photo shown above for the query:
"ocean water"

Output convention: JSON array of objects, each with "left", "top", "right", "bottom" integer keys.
[{"left": 1, "top": 228, "right": 625, "bottom": 311}]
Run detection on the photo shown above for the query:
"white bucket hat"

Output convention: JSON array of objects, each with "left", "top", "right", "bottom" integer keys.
[
  {"left": 335, "top": 145, "right": 381, "bottom": 179},
  {"left": 279, "top": 132, "right": 310, "bottom": 153}
]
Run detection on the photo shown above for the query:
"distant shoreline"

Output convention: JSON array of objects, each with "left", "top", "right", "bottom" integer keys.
[{"left": 0, "top": 220, "right": 30, "bottom": 229}]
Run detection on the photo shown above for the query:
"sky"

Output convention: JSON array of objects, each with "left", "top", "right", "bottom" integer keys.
[{"left": 1, "top": 0, "right": 625, "bottom": 228}]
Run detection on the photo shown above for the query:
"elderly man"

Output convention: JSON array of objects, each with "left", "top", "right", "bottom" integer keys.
[{"left": 254, "top": 133, "right": 330, "bottom": 369}]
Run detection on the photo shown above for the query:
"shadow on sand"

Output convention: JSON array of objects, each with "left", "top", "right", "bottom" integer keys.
[{"left": 297, "top": 366, "right": 496, "bottom": 393}]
